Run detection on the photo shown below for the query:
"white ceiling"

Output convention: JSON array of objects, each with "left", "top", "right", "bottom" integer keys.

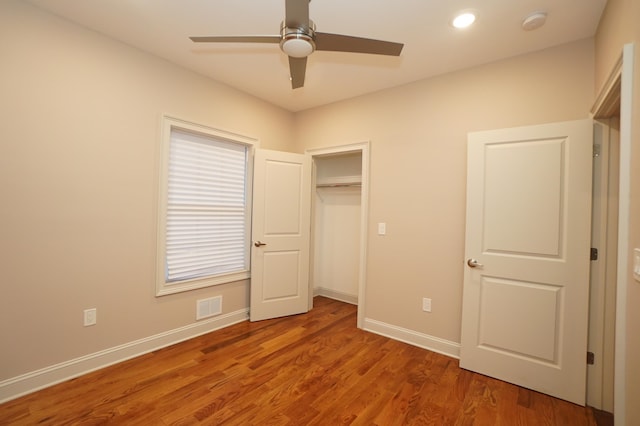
[{"left": 26, "top": 0, "right": 607, "bottom": 112}]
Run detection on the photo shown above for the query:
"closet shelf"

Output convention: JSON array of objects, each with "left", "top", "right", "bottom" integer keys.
[{"left": 316, "top": 175, "right": 362, "bottom": 188}]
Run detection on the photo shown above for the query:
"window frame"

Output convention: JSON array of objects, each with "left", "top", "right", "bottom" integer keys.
[{"left": 156, "top": 115, "right": 256, "bottom": 296}]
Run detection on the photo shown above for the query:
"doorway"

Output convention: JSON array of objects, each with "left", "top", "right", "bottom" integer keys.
[
  {"left": 308, "top": 142, "right": 370, "bottom": 328},
  {"left": 588, "top": 43, "right": 634, "bottom": 423},
  {"left": 587, "top": 118, "right": 619, "bottom": 412}
]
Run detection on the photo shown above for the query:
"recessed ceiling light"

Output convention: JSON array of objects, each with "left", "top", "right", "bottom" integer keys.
[{"left": 452, "top": 12, "right": 477, "bottom": 29}]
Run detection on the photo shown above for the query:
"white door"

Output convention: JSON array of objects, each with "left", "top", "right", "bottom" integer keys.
[
  {"left": 250, "top": 149, "right": 312, "bottom": 321},
  {"left": 460, "top": 119, "right": 593, "bottom": 405}
]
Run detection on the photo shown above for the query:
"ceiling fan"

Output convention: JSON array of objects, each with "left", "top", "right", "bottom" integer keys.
[{"left": 190, "top": 0, "right": 404, "bottom": 89}]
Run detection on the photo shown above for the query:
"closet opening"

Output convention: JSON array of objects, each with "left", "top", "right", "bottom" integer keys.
[{"left": 308, "top": 143, "right": 370, "bottom": 328}]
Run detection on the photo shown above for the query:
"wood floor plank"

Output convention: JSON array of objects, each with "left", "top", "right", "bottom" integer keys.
[{"left": 0, "top": 297, "right": 606, "bottom": 425}]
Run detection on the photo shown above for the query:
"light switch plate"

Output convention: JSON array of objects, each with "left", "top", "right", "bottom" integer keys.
[
  {"left": 634, "top": 248, "right": 640, "bottom": 282},
  {"left": 378, "top": 222, "right": 386, "bottom": 235},
  {"left": 84, "top": 308, "right": 97, "bottom": 326},
  {"left": 422, "top": 298, "right": 432, "bottom": 312}
]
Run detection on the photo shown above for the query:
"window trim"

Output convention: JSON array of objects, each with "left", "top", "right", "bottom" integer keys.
[{"left": 156, "top": 115, "right": 256, "bottom": 296}]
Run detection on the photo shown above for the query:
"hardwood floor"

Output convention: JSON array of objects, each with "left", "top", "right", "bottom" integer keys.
[{"left": 1, "top": 297, "right": 606, "bottom": 425}]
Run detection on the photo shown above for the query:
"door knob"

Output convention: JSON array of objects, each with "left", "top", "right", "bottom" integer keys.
[
  {"left": 254, "top": 241, "right": 267, "bottom": 247},
  {"left": 467, "top": 258, "right": 483, "bottom": 268}
]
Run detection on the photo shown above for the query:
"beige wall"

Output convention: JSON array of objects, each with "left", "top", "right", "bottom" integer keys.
[
  {"left": 294, "top": 39, "right": 595, "bottom": 343},
  {"left": 0, "top": 0, "right": 295, "bottom": 380},
  {"left": 595, "top": 0, "right": 640, "bottom": 424}
]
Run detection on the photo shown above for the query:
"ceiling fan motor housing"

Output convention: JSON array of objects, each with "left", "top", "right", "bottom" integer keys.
[{"left": 280, "top": 20, "right": 316, "bottom": 57}]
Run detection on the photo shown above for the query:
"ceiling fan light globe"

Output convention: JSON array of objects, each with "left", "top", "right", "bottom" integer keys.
[{"left": 281, "top": 35, "right": 315, "bottom": 58}]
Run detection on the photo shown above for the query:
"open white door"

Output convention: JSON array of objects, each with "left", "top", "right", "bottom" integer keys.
[
  {"left": 460, "top": 119, "right": 593, "bottom": 405},
  {"left": 250, "top": 149, "right": 311, "bottom": 321}
]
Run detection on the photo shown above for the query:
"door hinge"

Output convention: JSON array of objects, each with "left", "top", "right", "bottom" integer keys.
[
  {"left": 591, "top": 248, "right": 598, "bottom": 261},
  {"left": 587, "top": 351, "right": 595, "bottom": 365},
  {"left": 593, "top": 144, "right": 601, "bottom": 158}
]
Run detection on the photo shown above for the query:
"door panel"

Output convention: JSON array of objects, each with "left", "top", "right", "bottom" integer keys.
[
  {"left": 250, "top": 149, "right": 311, "bottom": 321},
  {"left": 479, "top": 278, "right": 561, "bottom": 362},
  {"left": 262, "top": 251, "right": 301, "bottom": 300},
  {"left": 460, "top": 119, "right": 593, "bottom": 405},
  {"left": 263, "top": 160, "right": 304, "bottom": 234},
  {"left": 484, "top": 139, "right": 564, "bottom": 256}
]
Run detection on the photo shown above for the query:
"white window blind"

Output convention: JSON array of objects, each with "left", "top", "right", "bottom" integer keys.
[{"left": 165, "top": 129, "right": 248, "bottom": 283}]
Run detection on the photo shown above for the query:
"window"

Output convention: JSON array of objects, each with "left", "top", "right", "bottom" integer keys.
[{"left": 156, "top": 116, "right": 255, "bottom": 296}]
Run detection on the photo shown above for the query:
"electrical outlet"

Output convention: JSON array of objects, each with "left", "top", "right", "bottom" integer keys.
[
  {"left": 422, "top": 298, "right": 432, "bottom": 313},
  {"left": 84, "top": 308, "right": 97, "bottom": 326}
]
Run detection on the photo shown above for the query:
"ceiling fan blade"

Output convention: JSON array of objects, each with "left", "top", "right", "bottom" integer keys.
[
  {"left": 285, "top": 0, "right": 310, "bottom": 29},
  {"left": 315, "top": 32, "right": 403, "bottom": 56},
  {"left": 190, "top": 36, "right": 281, "bottom": 44},
  {"left": 288, "top": 56, "right": 307, "bottom": 89}
]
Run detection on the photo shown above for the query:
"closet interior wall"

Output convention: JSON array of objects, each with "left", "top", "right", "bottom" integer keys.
[{"left": 313, "top": 153, "right": 362, "bottom": 305}]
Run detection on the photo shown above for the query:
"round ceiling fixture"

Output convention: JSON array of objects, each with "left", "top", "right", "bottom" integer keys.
[
  {"left": 281, "top": 34, "right": 315, "bottom": 57},
  {"left": 452, "top": 12, "right": 477, "bottom": 29},
  {"left": 280, "top": 22, "right": 316, "bottom": 58},
  {"left": 522, "top": 12, "right": 547, "bottom": 31}
]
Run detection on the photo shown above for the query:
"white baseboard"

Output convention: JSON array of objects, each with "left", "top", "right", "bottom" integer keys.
[
  {"left": 314, "top": 287, "right": 358, "bottom": 305},
  {"left": 0, "top": 308, "right": 249, "bottom": 404},
  {"left": 1, "top": 310, "right": 459, "bottom": 404},
  {"left": 363, "top": 318, "right": 460, "bottom": 359}
]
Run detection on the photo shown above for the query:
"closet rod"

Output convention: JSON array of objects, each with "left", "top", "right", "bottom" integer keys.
[{"left": 316, "top": 183, "right": 362, "bottom": 188}]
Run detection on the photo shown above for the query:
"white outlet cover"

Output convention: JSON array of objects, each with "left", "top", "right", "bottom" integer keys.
[{"left": 634, "top": 248, "right": 640, "bottom": 282}]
